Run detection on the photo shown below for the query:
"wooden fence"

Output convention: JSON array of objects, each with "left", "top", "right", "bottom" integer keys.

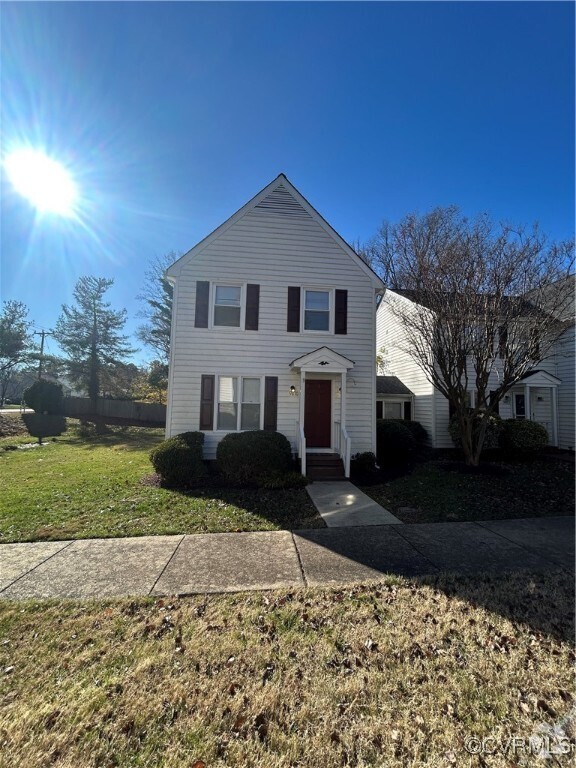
[{"left": 63, "top": 397, "right": 166, "bottom": 427}]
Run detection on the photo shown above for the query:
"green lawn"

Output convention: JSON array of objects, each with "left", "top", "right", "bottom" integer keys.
[
  {"left": 0, "top": 422, "right": 322, "bottom": 543},
  {"left": 1, "top": 571, "right": 573, "bottom": 768},
  {"left": 1, "top": 416, "right": 573, "bottom": 542},
  {"left": 361, "top": 457, "right": 575, "bottom": 524}
]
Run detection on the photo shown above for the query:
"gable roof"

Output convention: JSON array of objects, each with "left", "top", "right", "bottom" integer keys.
[
  {"left": 390, "top": 288, "right": 539, "bottom": 316},
  {"left": 166, "top": 174, "right": 384, "bottom": 290},
  {"left": 376, "top": 375, "right": 414, "bottom": 396}
]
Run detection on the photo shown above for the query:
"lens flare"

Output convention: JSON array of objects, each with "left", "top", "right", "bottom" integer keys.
[{"left": 5, "top": 148, "right": 77, "bottom": 216}]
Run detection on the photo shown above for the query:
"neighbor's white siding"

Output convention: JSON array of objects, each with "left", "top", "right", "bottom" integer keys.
[
  {"left": 553, "top": 326, "right": 575, "bottom": 450},
  {"left": 433, "top": 360, "right": 511, "bottom": 449},
  {"left": 167, "top": 184, "right": 378, "bottom": 459},
  {"left": 376, "top": 292, "right": 436, "bottom": 445}
]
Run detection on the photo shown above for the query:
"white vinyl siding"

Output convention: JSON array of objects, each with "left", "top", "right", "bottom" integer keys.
[
  {"left": 376, "top": 292, "right": 436, "bottom": 445},
  {"left": 555, "top": 327, "right": 575, "bottom": 450},
  {"left": 167, "top": 183, "right": 379, "bottom": 459}
]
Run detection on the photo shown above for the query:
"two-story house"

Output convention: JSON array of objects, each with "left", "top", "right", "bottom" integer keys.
[
  {"left": 165, "top": 174, "right": 385, "bottom": 477},
  {"left": 376, "top": 280, "right": 575, "bottom": 450}
]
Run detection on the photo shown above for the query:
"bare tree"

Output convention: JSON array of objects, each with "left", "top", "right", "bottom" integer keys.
[
  {"left": 136, "top": 253, "right": 175, "bottom": 363},
  {"left": 366, "top": 207, "right": 574, "bottom": 465}
]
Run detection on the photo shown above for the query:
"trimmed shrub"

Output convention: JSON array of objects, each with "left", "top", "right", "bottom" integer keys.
[
  {"left": 376, "top": 419, "right": 416, "bottom": 465},
  {"left": 216, "top": 430, "right": 292, "bottom": 486},
  {"left": 259, "top": 471, "right": 309, "bottom": 489},
  {"left": 386, "top": 419, "right": 428, "bottom": 444},
  {"left": 448, "top": 412, "right": 504, "bottom": 451},
  {"left": 23, "top": 379, "right": 64, "bottom": 415},
  {"left": 22, "top": 414, "right": 67, "bottom": 439},
  {"left": 500, "top": 419, "right": 549, "bottom": 454},
  {"left": 352, "top": 452, "right": 378, "bottom": 473},
  {"left": 149, "top": 431, "right": 207, "bottom": 487}
]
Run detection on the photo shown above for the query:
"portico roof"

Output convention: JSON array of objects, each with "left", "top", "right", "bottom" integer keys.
[
  {"left": 290, "top": 346, "right": 355, "bottom": 372},
  {"left": 516, "top": 369, "right": 561, "bottom": 387}
]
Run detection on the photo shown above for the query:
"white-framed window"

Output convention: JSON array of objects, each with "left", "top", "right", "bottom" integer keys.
[
  {"left": 384, "top": 402, "right": 403, "bottom": 419},
  {"left": 213, "top": 284, "right": 243, "bottom": 328},
  {"left": 303, "top": 288, "right": 331, "bottom": 332},
  {"left": 217, "top": 375, "right": 262, "bottom": 431}
]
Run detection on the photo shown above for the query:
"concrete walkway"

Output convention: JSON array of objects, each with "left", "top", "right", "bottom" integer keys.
[
  {"left": 306, "top": 481, "right": 402, "bottom": 526},
  {"left": 0, "top": 516, "right": 572, "bottom": 600}
]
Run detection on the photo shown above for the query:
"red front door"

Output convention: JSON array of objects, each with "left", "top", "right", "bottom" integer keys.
[{"left": 305, "top": 380, "right": 332, "bottom": 448}]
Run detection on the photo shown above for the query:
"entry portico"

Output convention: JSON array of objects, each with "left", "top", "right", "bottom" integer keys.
[
  {"left": 509, "top": 370, "right": 561, "bottom": 447},
  {"left": 290, "top": 346, "right": 355, "bottom": 477}
]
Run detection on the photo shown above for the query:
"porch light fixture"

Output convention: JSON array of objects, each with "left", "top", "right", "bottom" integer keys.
[
  {"left": 289, "top": 385, "right": 298, "bottom": 396},
  {"left": 504, "top": 395, "right": 510, "bottom": 403}
]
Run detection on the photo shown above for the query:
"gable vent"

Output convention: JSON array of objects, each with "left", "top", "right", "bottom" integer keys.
[{"left": 254, "top": 185, "right": 312, "bottom": 218}]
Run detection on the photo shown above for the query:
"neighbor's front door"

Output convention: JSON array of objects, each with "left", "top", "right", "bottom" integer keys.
[{"left": 304, "top": 380, "right": 332, "bottom": 448}]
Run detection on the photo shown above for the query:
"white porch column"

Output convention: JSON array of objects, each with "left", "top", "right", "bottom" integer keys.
[
  {"left": 299, "top": 370, "right": 305, "bottom": 431},
  {"left": 551, "top": 386, "right": 558, "bottom": 447},
  {"left": 340, "top": 371, "right": 347, "bottom": 429}
]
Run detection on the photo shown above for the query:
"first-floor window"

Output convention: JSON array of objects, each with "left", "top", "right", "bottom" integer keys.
[
  {"left": 384, "top": 402, "right": 403, "bottom": 419},
  {"left": 241, "top": 378, "right": 261, "bottom": 429},
  {"left": 217, "top": 376, "right": 261, "bottom": 430},
  {"left": 217, "top": 377, "right": 238, "bottom": 430}
]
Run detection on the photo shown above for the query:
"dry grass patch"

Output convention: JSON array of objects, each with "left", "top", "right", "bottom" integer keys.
[{"left": 0, "top": 570, "right": 574, "bottom": 767}]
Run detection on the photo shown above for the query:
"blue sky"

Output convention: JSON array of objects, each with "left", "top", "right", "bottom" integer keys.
[{"left": 1, "top": 1, "right": 574, "bottom": 364}]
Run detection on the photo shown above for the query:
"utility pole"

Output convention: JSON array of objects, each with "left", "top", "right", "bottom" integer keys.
[{"left": 34, "top": 330, "right": 53, "bottom": 380}]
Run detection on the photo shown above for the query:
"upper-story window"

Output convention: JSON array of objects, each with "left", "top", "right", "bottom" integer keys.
[
  {"left": 214, "top": 285, "right": 242, "bottom": 327},
  {"left": 304, "top": 289, "right": 331, "bottom": 332}
]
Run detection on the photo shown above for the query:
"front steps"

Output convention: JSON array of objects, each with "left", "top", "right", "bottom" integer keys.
[{"left": 306, "top": 453, "right": 345, "bottom": 481}]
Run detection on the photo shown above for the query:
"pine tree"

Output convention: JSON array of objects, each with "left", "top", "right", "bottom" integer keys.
[{"left": 54, "top": 277, "right": 135, "bottom": 404}]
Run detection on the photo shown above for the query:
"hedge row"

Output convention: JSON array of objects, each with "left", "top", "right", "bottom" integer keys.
[{"left": 150, "top": 429, "right": 306, "bottom": 488}]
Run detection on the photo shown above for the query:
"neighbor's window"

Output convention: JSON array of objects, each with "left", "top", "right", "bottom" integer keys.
[
  {"left": 214, "top": 285, "right": 242, "bottom": 327},
  {"left": 241, "top": 378, "right": 261, "bottom": 430},
  {"left": 217, "top": 376, "right": 262, "bottom": 430},
  {"left": 384, "top": 402, "right": 403, "bottom": 419},
  {"left": 304, "top": 290, "right": 330, "bottom": 331},
  {"left": 217, "top": 376, "right": 238, "bottom": 430}
]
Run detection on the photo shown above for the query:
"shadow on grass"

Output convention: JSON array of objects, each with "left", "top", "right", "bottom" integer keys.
[
  {"left": 59, "top": 424, "right": 165, "bottom": 453},
  {"left": 293, "top": 514, "right": 575, "bottom": 643},
  {"left": 150, "top": 473, "right": 325, "bottom": 531},
  {"left": 416, "top": 569, "right": 575, "bottom": 645}
]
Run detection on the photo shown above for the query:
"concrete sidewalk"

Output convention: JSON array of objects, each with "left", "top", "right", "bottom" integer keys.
[
  {"left": 0, "top": 516, "right": 573, "bottom": 600},
  {"left": 306, "top": 481, "right": 402, "bottom": 526}
]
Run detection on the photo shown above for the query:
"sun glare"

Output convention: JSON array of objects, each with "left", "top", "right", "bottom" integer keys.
[{"left": 5, "top": 148, "right": 77, "bottom": 216}]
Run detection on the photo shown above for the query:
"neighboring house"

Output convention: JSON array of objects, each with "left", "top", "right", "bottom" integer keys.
[
  {"left": 377, "top": 279, "right": 575, "bottom": 450},
  {"left": 376, "top": 375, "right": 414, "bottom": 420},
  {"left": 165, "top": 174, "right": 385, "bottom": 477}
]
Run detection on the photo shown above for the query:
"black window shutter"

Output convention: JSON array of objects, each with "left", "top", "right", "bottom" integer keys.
[
  {"left": 263, "top": 377, "right": 278, "bottom": 431},
  {"left": 376, "top": 401, "right": 383, "bottom": 419},
  {"left": 404, "top": 401, "right": 412, "bottom": 420},
  {"left": 287, "top": 287, "right": 300, "bottom": 332},
  {"left": 245, "top": 284, "right": 260, "bottom": 331},
  {"left": 195, "top": 281, "right": 210, "bottom": 328},
  {"left": 335, "top": 290, "right": 348, "bottom": 334},
  {"left": 199, "top": 375, "right": 215, "bottom": 430}
]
